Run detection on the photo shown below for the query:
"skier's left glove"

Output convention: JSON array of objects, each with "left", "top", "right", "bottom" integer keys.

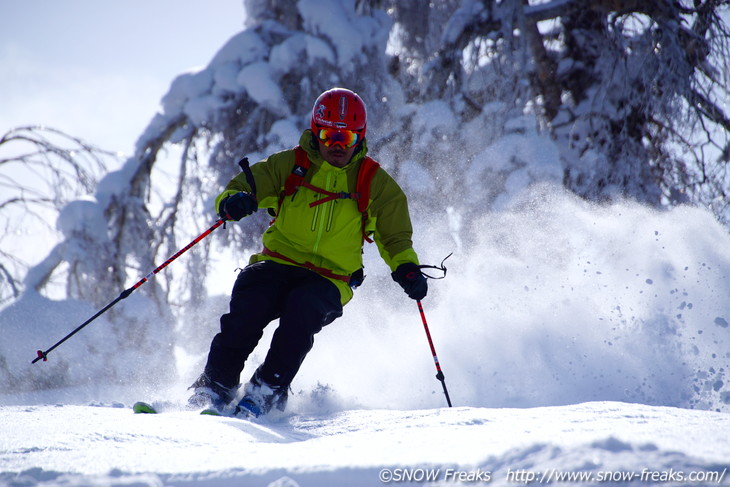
[{"left": 392, "top": 263, "right": 428, "bottom": 301}]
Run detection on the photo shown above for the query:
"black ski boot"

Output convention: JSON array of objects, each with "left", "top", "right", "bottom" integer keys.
[{"left": 187, "top": 373, "right": 237, "bottom": 412}]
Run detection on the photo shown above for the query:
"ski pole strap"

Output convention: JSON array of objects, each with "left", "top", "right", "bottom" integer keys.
[
  {"left": 417, "top": 252, "right": 452, "bottom": 280},
  {"left": 261, "top": 247, "right": 352, "bottom": 284}
]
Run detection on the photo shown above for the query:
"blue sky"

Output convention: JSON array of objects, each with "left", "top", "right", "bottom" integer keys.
[{"left": 0, "top": 1, "right": 244, "bottom": 155}]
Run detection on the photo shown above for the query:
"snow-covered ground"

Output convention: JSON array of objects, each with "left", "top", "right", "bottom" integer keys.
[
  {"left": 1, "top": 401, "right": 728, "bottom": 487},
  {"left": 2, "top": 189, "right": 730, "bottom": 486},
  {"left": 3, "top": 2, "right": 730, "bottom": 486}
]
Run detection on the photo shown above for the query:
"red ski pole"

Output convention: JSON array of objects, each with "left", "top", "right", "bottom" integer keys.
[
  {"left": 33, "top": 157, "right": 256, "bottom": 364},
  {"left": 32, "top": 218, "right": 226, "bottom": 364},
  {"left": 417, "top": 300, "right": 452, "bottom": 407}
]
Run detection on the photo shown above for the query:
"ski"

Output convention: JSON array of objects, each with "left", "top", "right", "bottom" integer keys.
[
  {"left": 200, "top": 408, "right": 221, "bottom": 416},
  {"left": 131, "top": 401, "right": 253, "bottom": 419},
  {"left": 133, "top": 401, "right": 157, "bottom": 414}
]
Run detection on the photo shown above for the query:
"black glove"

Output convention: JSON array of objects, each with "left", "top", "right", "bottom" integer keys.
[
  {"left": 219, "top": 192, "right": 257, "bottom": 221},
  {"left": 392, "top": 263, "right": 428, "bottom": 301}
]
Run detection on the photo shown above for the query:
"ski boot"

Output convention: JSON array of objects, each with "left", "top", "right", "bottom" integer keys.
[
  {"left": 235, "top": 371, "right": 288, "bottom": 418},
  {"left": 187, "top": 373, "right": 237, "bottom": 413}
]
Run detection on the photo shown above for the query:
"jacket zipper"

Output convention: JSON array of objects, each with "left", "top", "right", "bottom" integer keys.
[{"left": 311, "top": 171, "right": 333, "bottom": 256}]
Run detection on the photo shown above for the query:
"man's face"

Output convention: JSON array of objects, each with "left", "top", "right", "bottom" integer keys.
[{"left": 320, "top": 143, "right": 357, "bottom": 168}]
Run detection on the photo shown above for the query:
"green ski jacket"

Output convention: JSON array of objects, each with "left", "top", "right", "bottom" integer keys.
[{"left": 216, "top": 130, "right": 420, "bottom": 304}]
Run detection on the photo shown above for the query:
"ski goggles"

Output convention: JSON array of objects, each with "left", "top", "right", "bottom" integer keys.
[{"left": 317, "top": 128, "right": 362, "bottom": 149}]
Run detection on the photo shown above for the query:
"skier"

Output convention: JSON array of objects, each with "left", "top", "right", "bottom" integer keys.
[{"left": 188, "top": 87, "right": 427, "bottom": 417}]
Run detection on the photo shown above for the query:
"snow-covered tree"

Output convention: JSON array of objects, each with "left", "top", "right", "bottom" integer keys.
[
  {"left": 2, "top": 0, "right": 729, "bottom": 392},
  {"left": 388, "top": 0, "right": 730, "bottom": 217}
]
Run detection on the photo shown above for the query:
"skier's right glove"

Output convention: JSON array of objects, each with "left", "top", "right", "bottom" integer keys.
[
  {"left": 219, "top": 192, "right": 258, "bottom": 221},
  {"left": 392, "top": 263, "right": 428, "bottom": 301}
]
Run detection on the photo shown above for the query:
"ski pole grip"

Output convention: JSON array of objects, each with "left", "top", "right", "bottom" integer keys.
[{"left": 238, "top": 157, "right": 257, "bottom": 196}]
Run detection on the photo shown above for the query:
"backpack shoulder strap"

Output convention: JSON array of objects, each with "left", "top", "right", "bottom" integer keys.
[
  {"left": 355, "top": 156, "right": 380, "bottom": 243},
  {"left": 284, "top": 146, "right": 311, "bottom": 196},
  {"left": 270, "top": 146, "right": 311, "bottom": 222},
  {"left": 355, "top": 156, "right": 380, "bottom": 213}
]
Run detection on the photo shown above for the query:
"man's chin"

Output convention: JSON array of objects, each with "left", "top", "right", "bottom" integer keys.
[{"left": 327, "top": 154, "right": 348, "bottom": 165}]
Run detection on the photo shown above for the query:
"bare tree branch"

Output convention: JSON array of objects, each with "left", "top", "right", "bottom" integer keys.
[{"left": 0, "top": 125, "right": 117, "bottom": 304}]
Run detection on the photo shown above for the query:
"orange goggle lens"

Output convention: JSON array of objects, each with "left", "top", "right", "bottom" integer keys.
[{"left": 317, "top": 128, "right": 361, "bottom": 149}]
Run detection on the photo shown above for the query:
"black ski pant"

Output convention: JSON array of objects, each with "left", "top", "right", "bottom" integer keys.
[{"left": 203, "top": 260, "right": 343, "bottom": 391}]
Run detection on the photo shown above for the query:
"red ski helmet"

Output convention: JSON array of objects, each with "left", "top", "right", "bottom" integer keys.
[{"left": 310, "top": 88, "right": 367, "bottom": 139}]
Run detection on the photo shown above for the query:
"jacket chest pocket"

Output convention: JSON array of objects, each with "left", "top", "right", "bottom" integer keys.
[{"left": 307, "top": 175, "right": 358, "bottom": 235}]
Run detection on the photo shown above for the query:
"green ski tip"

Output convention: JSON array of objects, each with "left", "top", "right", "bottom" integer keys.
[
  {"left": 200, "top": 408, "right": 222, "bottom": 416},
  {"left": 132, "top": 401, "right": 158, "bottom": 414}
]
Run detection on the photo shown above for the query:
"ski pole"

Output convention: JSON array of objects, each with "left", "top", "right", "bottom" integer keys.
[
  {"left": 32, "top": 157, "right": 255, "bottom": 364},
  {"left": 32, "top": 218, "right": 225, "bottom": 364},
  {"left": 417, "top": 300, "right": 452, "bottom": 407}
]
